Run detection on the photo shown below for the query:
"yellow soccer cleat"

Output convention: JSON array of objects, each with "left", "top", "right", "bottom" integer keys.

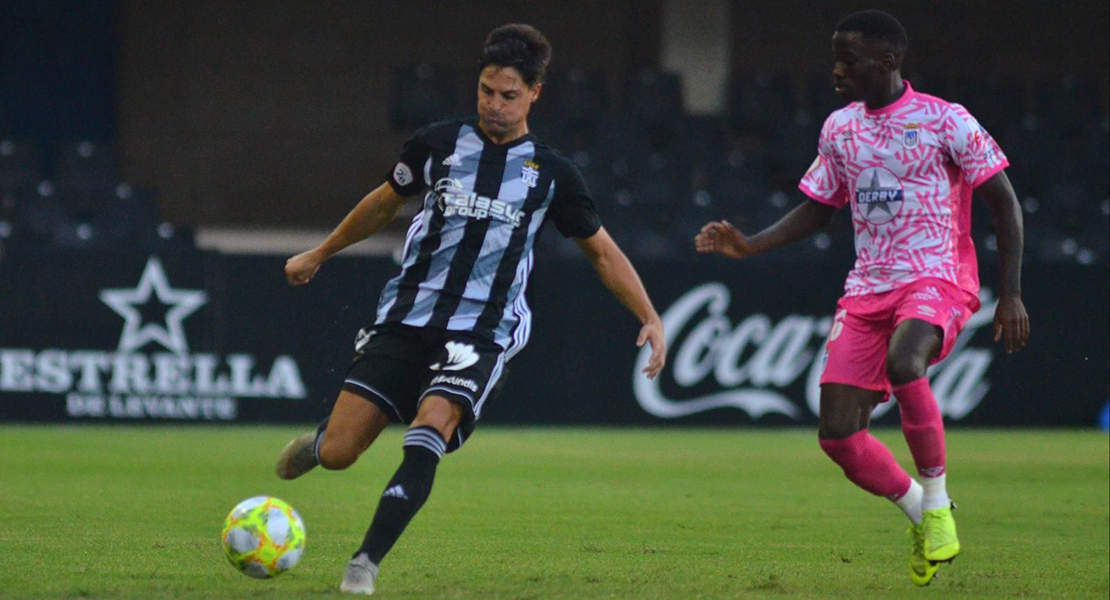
[
  {"left": 922, "top": 506, "right": 960, "bottom": 562},
  {"left": 909, "top": 524, "right": 940, "bottom": 586}
]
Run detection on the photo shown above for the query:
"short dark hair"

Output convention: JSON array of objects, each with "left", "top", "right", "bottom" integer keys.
[
  {"left": 478, "top": 24, "right": 552, "bottom": 87},
  {"left": 836, "top": 10, "right": 908, "bottom": 53}
]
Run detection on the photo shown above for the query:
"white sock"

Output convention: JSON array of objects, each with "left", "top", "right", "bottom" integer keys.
[
  {"left": 921, "top": 473, "right": 950, "bottom": 511},
  {"left": 895, "top": 479, "right": 923, "bottom": 524}
]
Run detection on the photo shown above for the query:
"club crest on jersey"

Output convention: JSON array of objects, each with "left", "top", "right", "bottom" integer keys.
[
  {"left": 903, "top": 123, "right": 920, "bottom": 149},
  {"left": 520, "top": 160, "right": 540, "bottom": 188},
  {"left": 854, "top": 167, "right": 904, "bottom": 225}
]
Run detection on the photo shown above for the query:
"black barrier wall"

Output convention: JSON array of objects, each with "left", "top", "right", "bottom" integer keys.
[{"left": 1, "top": 248, "right": 1106, "bottom": 426}]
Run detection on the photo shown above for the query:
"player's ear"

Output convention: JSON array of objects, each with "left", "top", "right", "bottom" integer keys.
[
  {"left": 881, "top": 48, "right": 902, "bottom": 72},
  {"left": 530, "top": 82, "right": 542, "bottom": 103}
]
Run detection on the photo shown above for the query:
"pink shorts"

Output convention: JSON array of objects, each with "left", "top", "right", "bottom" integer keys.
[{"left": 820, "top": 278, "right": 979, "bottom": 400}]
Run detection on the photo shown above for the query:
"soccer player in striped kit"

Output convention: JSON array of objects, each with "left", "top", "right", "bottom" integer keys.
[
  {"left": 275, "top": 24, "right": 666, "bottom": 595},
  {"left": 697, "top": 10, "right": 1029, "bottom": 587}
]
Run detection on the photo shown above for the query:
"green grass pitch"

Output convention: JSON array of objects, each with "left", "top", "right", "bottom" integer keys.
[{"left": 1, "top": 426, "right": 1106, "bottom": 599}]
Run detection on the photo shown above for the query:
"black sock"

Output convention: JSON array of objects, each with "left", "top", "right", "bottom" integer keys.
[
  {"left": 312, "top": 417, "right": 329, "bottom": 464},
  {"left": 356, "top": 425, "right": 446, "bottom": 564}
]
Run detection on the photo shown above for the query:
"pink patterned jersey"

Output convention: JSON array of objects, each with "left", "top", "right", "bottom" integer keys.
[{"left": 798, "top": 81, "right": 1008, "bottom": 299}]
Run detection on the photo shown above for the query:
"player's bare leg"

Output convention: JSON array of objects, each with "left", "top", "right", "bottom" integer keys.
[
  {"left": 342, "top": 396, "right": 463, "bottom": 595},
  {"left": 409, "top": 395, "right": 465, "bottom": 437},
  {"left": 276, "top": 391, "right": 390, "bottom": 479},
  {"left": 818, "top": 383, "right": 883, "bottom": 440},
  {"left": 318, "top": 392, "right": 392, "bottom": 469},
  {"left": 887, "top": 319, "right": 959, "bottom": 563},
  {"left": 886, "top": 319, "right": 942, "bottom": 385}
]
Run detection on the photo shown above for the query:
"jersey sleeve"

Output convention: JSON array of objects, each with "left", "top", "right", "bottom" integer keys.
[
  {"left": 943, "top": 104, "right": 1009, "bottom": 188},
  {"left": 798, "top": 115, "right": 848, "bottom": 208},
  {"left": 385, "top": 128, "right": 432, "bottom": 196},
  {"left": 547, "top": 158, "right": 602, "bottom": 239}
]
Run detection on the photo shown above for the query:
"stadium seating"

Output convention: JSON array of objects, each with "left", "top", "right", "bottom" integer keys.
[
  {"left": 0, "top": 139, "right": 42, "bottom": 194},
  {"left": 0, "top": 138, "right": 189, "bottom": 254},
  {"left": 624, "top": 69, "right": 685, "bottom": 128},
  {"left": 955, "top": 74, "right": 1026, "bottom": 135},
  {"left": 544, "top": 67, "right": 608, "bottom": 129},
  {"left": 728, "top": 72, "right": 794, "bottom": 137},
  {"left": 55, "top": 139, "right": 118, "bottom": 192},
  {"left": 511, "top": 68, "right": 1108, "bottom": 263},
  {"left": 0, "top": 69, "right": 1104, "bottom": 265},
  {"left": 389, "top": 63, "right": 459, "bottom": 130},
  {"left": 1036, "top": 74, "right": 1103, "bottom": 135}
]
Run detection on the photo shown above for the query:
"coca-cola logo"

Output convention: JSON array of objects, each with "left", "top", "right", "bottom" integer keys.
[{"left": 633, "top": 282, "right": 997, "bottom": 421}]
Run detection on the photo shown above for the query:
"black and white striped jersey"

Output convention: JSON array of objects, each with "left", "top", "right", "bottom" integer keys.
[{"left": 374, "top": 117, "right": 601, "bottom": 359}]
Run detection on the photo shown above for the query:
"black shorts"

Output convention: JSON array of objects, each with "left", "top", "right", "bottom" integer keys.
[{"left": 341, "top": 323, "right": 508, "bottom": 452}]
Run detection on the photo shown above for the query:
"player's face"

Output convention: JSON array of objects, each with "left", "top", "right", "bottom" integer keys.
[
  {"left": 830, "top": 31, "right": 888, "bottom": 102},
  {"left": 477, "top": 66, "right": 540, "bottom": 139}
]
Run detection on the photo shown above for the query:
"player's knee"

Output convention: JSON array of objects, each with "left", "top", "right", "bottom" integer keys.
[
  {"left": 818, "top": 406, "right": 865, "bottom": 440},
  {"left": 818, "top": 424, "right": 865, "bottom": 468},
  {"left": 818, "top": 419, "right": 863, "bottom": 441},
  {"left": 317, "top": 438, "right": 359, "bottom": 470},
  {"left": 886, "top": 351, "right": 927, "bottom": 386}
]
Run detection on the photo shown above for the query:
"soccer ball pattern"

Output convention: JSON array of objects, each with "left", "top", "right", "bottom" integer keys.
[{"left": 221, "top": 496, "right": 306, "bottom": 578}]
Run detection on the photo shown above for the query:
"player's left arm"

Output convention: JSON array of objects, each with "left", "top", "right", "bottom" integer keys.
[
  {"left": 576, "top": 228, "right": 666, "bottom": 379},
  {"left": 978, "top": 170, "right": 1030, "bottom": 353}
]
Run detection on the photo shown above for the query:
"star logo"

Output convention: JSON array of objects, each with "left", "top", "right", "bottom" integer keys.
[
  {"left": 854, "top": 167, "right": 904, "bottom": 224},
  {"left": 99, "top": 257, "right": 207, "bottom": 354}
]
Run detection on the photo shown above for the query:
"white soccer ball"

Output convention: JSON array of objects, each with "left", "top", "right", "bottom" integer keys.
[{"left": 221, "top": 496, "right": 306, "bottom": 578}]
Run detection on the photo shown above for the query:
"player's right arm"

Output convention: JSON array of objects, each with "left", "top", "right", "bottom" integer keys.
[
  {"left": 285, "top": 182, "right": 409, "bottom": 286},
  {"left": 695, "top": 200, "right": 837, "bottom": 259}
]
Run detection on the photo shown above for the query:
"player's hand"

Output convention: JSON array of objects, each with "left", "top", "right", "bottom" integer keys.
[
  {"left": 285, "top": 249, "right": 325, "bottom": 286},
  {"left": 637, "top": 318, "right": 666, "bottom": 379},
  {"left": 695, "top": 220, "right": 753, "bottom": 259},
  {"left": 992, "top": 294, "right": 1029, "bottom": 353}
]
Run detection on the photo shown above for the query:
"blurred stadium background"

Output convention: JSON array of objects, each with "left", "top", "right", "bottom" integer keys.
[{"left": 0, "top": 1, "right": 1107, "bottom": 598}]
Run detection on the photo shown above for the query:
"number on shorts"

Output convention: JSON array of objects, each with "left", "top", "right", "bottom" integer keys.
[{"left": 828, "top": 309, "right": 848, "bottom": 342}]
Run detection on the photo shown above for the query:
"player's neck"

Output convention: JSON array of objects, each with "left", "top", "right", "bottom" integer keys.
[
  {"left": 478, "top": 119, "right": 530, "bottom": 146},
  {"left": 864, "top": 75, "right": 907, "bottom": 112}
]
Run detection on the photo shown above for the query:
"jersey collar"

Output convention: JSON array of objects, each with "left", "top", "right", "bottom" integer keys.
[
  {"left": 863, "top": 81, "right": 915, "bottom": 117},
  {"left": 472, "top": 117, "right": 536, "bottom": 148}
]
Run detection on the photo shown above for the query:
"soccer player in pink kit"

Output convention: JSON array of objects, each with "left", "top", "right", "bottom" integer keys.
[{"left": 696, "top": 10, "right": 1029, "bottom": 586}]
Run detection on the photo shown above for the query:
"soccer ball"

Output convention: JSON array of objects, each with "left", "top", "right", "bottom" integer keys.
[{"left": 221, "top": 496, "right": 306, "bottom": 578}]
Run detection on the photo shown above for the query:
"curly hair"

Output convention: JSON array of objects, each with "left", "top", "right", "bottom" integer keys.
[{"left": 836, "top": 10, "right": 908, "bottom": 53}]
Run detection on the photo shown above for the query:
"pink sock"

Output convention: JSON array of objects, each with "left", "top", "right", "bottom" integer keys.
[
  {"left": 895, "top": 378, "right": 947, "bottom": 477},
  {"left": 819, "top": 430, "right": 913, "bottom": 500}
]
